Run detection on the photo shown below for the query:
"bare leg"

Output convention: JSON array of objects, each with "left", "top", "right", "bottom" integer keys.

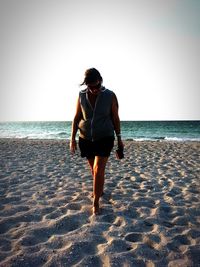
[
  {"left": 87, "top": 158, "right": 95, "bottom": 177},
  {"left": 87, "top": 157, "right": 104, "bottom": 198},
  {"left": 92, "top": 156, "right": 108, "bottom": 215}
]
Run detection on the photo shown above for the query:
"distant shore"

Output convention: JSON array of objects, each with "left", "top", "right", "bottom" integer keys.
[{"left": 0, "top": 139, "right": 200, "bottom": 266}]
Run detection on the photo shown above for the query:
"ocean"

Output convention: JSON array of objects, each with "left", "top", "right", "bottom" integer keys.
[{"left": 0, "top": 121, "right": 200, "bottom": 141}]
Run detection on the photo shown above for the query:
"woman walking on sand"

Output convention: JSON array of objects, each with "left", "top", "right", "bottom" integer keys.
[{"left": 70, "top": 68, "right": 123, "bottom": 215}]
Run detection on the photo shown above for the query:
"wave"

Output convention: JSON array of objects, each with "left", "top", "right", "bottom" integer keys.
[
  {"left": 57, "top": 131, "right": 67, "bottom": 136},
  {"left": 124, "top": 136, "right": 200, "bottom": 142},
  {"left": 1, "top": 134, "right": 199, "bottom": 142},
  {"left": 164, "top": 137, "right": 200, "bottom": 142}
]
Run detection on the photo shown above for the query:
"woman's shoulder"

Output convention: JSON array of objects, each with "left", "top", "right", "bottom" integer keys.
[
  {"left": 102, "top": 87, "right": 114, "bottom": 95},
  {"left": 79, "top": 88, "right": 87, "bottom": 94}
]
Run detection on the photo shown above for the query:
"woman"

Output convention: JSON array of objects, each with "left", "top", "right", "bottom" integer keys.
[{"left": 70, "top": 68, "right": 123, "bottom": 215}]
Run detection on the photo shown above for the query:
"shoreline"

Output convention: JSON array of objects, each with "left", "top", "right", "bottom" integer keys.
[
  {"left": 0, "top": 139, "right": 200, "bottom": 266},
  {"left": 0, "top": 137, "right": 200, "bottom": 142}
]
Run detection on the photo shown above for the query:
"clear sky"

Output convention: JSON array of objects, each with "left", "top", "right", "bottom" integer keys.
[{"left": 0, "top": 0, "right": 199, "bottom": 121}]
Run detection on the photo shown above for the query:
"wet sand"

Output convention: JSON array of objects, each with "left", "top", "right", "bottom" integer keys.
[{"left": 0, "top": 139, "right": 200, "bottom": 266}]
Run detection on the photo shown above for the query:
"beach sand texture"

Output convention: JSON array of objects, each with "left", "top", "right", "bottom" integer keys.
[{"left": 0, "top": 139, "right": 200, "bottom": 267}]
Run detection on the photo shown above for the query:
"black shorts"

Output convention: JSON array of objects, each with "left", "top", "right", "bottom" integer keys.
[{"left": 79, "top": 136, "right": 114, "bottom": 159}]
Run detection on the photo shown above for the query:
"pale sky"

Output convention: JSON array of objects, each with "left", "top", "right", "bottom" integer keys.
[{"left": 0, "top": 0, "right": 200, "bottom": 121}]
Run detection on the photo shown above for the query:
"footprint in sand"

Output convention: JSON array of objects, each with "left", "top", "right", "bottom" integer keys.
[
  {"left": 66, "top": 202, "right": 82, "bottom": 210},
  {"left": 125, "top": 233, "right": 143, "bottom": 243}
]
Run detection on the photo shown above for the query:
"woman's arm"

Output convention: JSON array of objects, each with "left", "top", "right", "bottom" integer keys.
[
  {"left": 70, "top": 97, "right": 82, "bottom": 153},
  {"left": 111, "top": 93, "right": 124, "bottom": 148}
]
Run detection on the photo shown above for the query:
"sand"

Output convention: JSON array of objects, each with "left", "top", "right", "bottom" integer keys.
[{"left": 0, "top": 138, "right": 200, "bottom": 267}]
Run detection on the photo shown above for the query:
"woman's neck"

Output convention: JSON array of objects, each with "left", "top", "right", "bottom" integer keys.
[{"left": 87, "top": 90, "right": 100, "bottom": 108}]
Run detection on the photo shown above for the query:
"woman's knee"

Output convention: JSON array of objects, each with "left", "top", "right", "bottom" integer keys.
[
  {"left": 93, "top": 164, "right": 102, "bottom": 176},
  {"left": 93, "top": 157, "right": 108, "bottom": 176}
]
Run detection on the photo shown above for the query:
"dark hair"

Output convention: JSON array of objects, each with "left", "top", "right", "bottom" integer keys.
[{"left": 80, "top": 68, "right": 103, "bottom": 86}]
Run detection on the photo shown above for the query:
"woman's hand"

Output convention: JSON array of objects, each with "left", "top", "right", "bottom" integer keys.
[
  {"left": 117, "top": 138, "right": 124, "bottom": 149},
  {"left": 117, "top": 137, "right": 124, "bottom": 150},
  {"left": 70, "top": 139, "right": 77, "bottom": 153}
]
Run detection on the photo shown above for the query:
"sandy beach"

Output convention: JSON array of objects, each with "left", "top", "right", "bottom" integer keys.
[{"left": 0, "top": 139, "right": 199, "bottom": 267}]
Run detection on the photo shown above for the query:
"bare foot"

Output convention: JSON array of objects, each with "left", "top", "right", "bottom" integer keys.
[{"left": 92, "top": 204, "right": 100, "bottom": 215}]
